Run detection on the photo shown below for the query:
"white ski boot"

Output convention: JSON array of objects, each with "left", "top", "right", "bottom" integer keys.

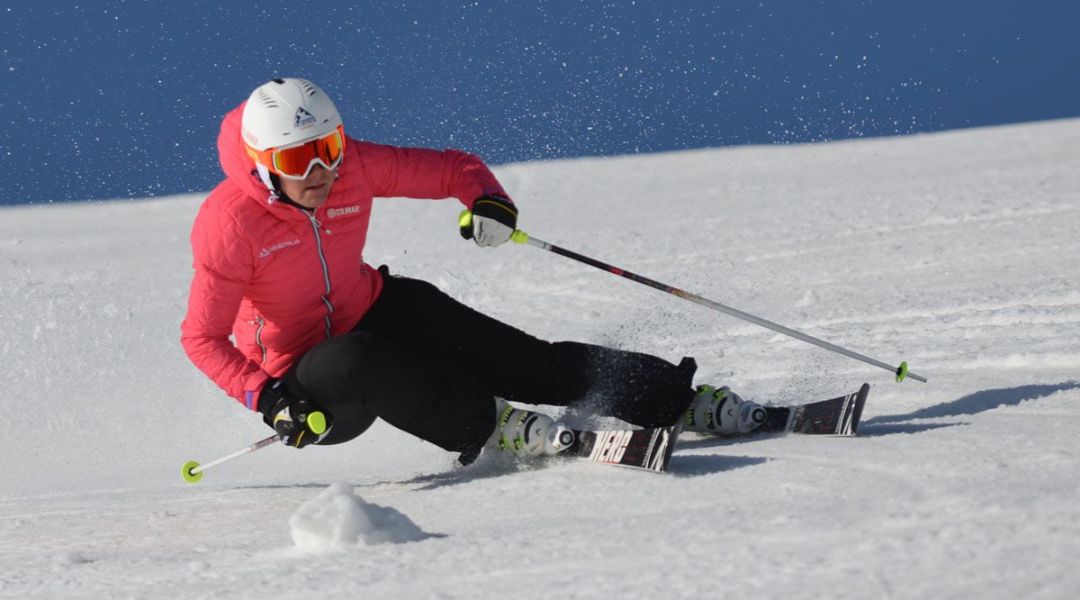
[
  {"left": 684, "top": 385, "right": 767, "bottom": 435},
  {"left": 492, "top": 398, "right": 575, "bottom": 457}
]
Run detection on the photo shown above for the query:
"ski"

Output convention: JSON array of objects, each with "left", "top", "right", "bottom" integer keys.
[
  {"left": 759, "top": 383, "right": 870, "bottom": 436},
  {"left": 562, "top": 424, "right": 681, "bottom": 473}
]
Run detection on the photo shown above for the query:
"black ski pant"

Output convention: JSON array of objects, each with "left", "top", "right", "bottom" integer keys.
[{"left": 282, "top": 267, "right": 697, "bottom": 454}]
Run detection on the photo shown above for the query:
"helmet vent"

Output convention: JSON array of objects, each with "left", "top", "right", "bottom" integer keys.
[
  {"left": 298, "top": 79, "right": 318, "bottom": 97},
  {"left": 256, "top": 90, "right": 279, "bottom": 109}
]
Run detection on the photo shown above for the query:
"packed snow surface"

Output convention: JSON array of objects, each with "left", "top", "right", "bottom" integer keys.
[{"left": 1, "top": 120, "right": 1078, "bottom": 599}]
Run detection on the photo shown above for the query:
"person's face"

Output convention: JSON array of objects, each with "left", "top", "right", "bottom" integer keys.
[{"left": 278, "top": 164, "right": 336, "bottom": 209}]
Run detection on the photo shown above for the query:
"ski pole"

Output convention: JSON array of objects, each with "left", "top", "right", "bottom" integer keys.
[
  {"left": 465, "top": 214, "right": 926, "bottom": 383},
  {"left": 182, "top": 434, "right": 279, "bottom": 483}
]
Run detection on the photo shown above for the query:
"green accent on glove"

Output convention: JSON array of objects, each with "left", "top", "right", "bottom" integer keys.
[
  {"left": 460, "top": 195, "right": 518, "bottom": 245},
  {"left": 461, "top": 209, "right": 529, "bottom": 245},
  {"left": 458, "top": 209, "right": 474, "bottom": 229},
  {"left": 307, "top": 411, "right": 328, "bottom": 435}
]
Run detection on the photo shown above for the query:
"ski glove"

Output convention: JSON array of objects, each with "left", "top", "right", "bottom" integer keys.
[
  {"left": 258, "top": 378, "right": 333, "bottom": 448},
  {"left": 460, "top": 194, "right": 518, "bottom": 247}
]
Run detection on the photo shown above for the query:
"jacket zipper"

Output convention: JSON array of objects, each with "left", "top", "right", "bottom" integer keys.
[
  {"left": 253, "top": 316, "right": 267, "bottom": 364},
  {"left": 303, "top": 210, "right": 334, "bottom": 339}
]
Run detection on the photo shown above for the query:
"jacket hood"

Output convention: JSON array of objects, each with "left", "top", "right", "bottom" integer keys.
[{"left": 217, "top": 101, "right": 270, "bottom": 202}]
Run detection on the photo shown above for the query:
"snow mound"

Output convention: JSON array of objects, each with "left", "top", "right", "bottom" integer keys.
[{"left": 288, "top": 482, "right": 430, "bottom": 551}]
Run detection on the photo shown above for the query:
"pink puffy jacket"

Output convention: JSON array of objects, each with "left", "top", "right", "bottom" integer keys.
[{"left": 180, "top": 102, "right": 509, "bottom": 412}]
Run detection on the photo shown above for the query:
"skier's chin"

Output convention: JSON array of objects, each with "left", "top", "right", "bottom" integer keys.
[
  {"left": 279, "top": 168, "right": 336, "bottom": 209},
  {"left": 296, "top": 183, "right": 332, "bottom": 208}
]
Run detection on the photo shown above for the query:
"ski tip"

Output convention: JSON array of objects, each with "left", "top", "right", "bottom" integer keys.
[
  {"left": 659, "top": 424, "right": 682, "bottom": 473},
  {"left": 182, "top": 460, "right": 203, "bottom": 484},
  {"left": 850, "top": 383, "right": 870, "bottom": 436}
]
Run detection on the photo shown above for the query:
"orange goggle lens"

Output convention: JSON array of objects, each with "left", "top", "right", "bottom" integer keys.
[{"left": 250, "top": 125, "right": 345, "bottom": 180}]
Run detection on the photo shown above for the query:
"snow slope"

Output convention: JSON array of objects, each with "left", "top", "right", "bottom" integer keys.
[{"left": 1, "top": 119, "right": 1078, "bottom": 599}]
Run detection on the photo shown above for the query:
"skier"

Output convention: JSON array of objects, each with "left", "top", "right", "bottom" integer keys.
[{"left": 180, "top": 78, "right": 764, "bottom": 465}]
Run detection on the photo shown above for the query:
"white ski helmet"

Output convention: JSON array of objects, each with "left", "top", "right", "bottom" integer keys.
[{"left": 241, "top": 78, "right": 343, "bottom": 152}]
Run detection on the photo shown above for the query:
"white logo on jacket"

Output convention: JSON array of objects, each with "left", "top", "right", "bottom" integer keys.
[
  {"left": 327, "top": 205, "right": 361, "bottom": 219},
  {"left": 260, "top": 239, "right": 301, "bottom": 258}
]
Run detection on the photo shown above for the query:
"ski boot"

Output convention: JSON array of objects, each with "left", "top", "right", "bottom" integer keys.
[
  {"left": 684, "top": 385, "right": 767, "bottom": 436},
  {"left": 492, "top": 398, "right": 576, "bottom": 458}
]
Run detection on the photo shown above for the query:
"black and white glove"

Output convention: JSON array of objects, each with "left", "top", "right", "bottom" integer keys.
[
  {"left": 258, "top": 378, "right": 333, "bottom": 448},
  {"left": 460, "top": 194, "right": 518, "bottom": 247}
]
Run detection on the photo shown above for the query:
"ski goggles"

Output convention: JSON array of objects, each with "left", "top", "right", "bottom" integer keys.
[{"left": 246, "top": 124, "right": 346, "bottom": 180}]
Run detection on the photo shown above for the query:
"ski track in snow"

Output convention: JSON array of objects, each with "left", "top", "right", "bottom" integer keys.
[{"left": 1, "top": 119, "right": 1078, "bottom": 599}]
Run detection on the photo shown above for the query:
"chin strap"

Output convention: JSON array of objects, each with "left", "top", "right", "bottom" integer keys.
[
  {"left": 254, "top": 163, "right": 310, "bottom": 207},
  {"left": 254, "top": 163, "right": 275, "bottom": 191},
  {"left": 254, "top": 163, "right": 280, "bottom": 203}
]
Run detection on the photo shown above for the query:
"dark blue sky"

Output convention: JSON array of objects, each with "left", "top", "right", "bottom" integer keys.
[{"left": 2, "top": 1, "right": 1078, "bottom": 205}]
